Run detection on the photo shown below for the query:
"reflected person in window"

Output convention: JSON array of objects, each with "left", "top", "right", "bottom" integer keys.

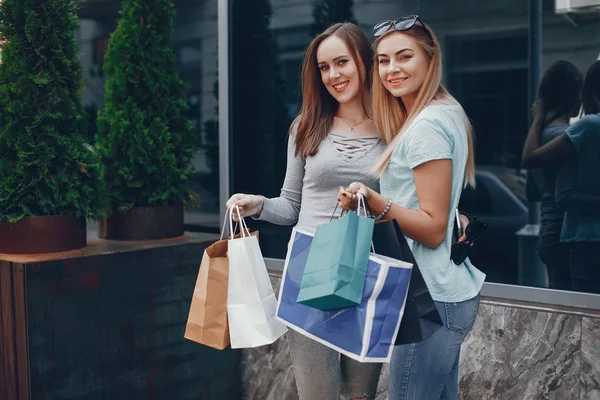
[
  {"left": 338, "top": 16, "right": 485, "bottom": 400},
  {"left": 522, "top": 60, "right": 600, "bottom": 294},
  {"left": 226, "top": 23, "right": 385, "bottom": 400},
  {"left": 523, "top": 60, "right": 584, "bottom": 291}
]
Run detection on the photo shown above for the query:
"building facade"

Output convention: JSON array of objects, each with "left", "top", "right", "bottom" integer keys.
[{"left": 74, "top": 0, "right": 600, "bottom": 303}]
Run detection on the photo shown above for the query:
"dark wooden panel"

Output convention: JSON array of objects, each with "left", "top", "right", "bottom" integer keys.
[
  {"left": 12, "top": 264, "right": 29, "bottom": 399},
  {"left": 0, "top": 261, "right": 18, "bottom": 400},
  {"left": 21, "top": 237, "right": 242, "bottom": 400}
]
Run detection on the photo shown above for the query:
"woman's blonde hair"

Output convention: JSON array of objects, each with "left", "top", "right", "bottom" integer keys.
[
  {"left": 292, "top": 23, "right": 374, "bottom": 158},
  {"left": 371, "top": 22, "right": 475, "bottom": 187}
]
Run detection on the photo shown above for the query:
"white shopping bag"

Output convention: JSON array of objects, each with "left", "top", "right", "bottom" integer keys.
[{"left": 226, "top": 206, "right": 287, "bottom": 348}]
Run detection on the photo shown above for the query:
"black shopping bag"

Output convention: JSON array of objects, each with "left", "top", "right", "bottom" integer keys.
[{"left": 372, "top": 219, "right": 444, "bottom": 345}]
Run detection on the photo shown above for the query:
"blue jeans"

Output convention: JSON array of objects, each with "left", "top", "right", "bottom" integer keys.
[{"left": 388, "top": 294, "right": 480, "bottom": 400}]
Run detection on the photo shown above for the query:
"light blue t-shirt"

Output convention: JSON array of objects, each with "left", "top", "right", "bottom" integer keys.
[
  {"left": 380, "top": 104, "right": 485, "bottom": 303},
  {"left": 559, "top": 113, "right": 600, "bottom": 243}
]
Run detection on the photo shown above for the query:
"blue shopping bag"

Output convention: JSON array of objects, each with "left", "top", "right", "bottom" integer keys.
[
  {"left": 296, "top": 209, "right": 374, "bottom": 310},
  {"left": 277, "top": 227, "right": 412, "bottom": 363}
]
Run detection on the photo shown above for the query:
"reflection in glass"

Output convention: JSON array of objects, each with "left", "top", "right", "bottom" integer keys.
[
  {"left": 76, "top": 0, "right": 220, "bottom": 228},
  {"left": 522, "top": 60, "right": 600, "bottom": 295},
  {"left": 229, "top": 0, "right": 600, "bottom": 294}
]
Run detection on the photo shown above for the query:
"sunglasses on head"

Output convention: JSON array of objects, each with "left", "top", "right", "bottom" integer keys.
[{"left": 373, "top": 15, "right": 432, "bottom": 39}]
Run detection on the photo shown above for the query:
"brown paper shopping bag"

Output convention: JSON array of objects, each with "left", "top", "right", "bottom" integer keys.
[
  {"left": 184, "top": 238, "right": 231, "bottom": 350},
  {"left": 184, "top": 215, "right": 257, "bottom": 350}
]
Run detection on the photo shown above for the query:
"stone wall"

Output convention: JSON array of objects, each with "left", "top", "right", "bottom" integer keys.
[{"left": 243, "top": 275, "right": 600, "bottom": 400}]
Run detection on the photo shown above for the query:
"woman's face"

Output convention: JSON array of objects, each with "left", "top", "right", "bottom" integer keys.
[
  {"left": 316, "top": 35, "right": 364, "bottom": 104},
  {"left": 376, "top": 32, "right": 430, "bottom": 106}
]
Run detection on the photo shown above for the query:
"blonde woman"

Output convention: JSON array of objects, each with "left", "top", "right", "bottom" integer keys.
[
  {"left": 227, "top": 23, "right": 385, "bottom": 400},
  {"left": 338, "top": 15, "right": 485, "bottom": 399}
]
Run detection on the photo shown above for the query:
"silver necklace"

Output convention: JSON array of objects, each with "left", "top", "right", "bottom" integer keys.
[{"left": 336, "top": 116, "right": 370, "bottom": 132}]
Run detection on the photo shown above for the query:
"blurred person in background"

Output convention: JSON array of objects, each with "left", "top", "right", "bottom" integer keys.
[
  {"left": 523, "top": 60, "right": 583, "bottom": 290},
  {"left": 522, "top": 60, "right": 600, "bottom": 294}
]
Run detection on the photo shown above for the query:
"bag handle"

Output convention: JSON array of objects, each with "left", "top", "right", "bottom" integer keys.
[
  {"left": 356, "top": 194, "right": 370, "bottom": 218},
  {"left": 219, "top": 206, "right": 232, "bottom": 240},
  {"left": 327, "top": 194, "right": 376, "bottom": 254},
  {"left": 329, "top": 202, "right": 342, "bottom": 221},
  {"left": 220, "top": 205, "right": 250, "bottom": 240},
  {"left": 329, "top": 193, "right": 373, "bottom": 221},
  {"left": 355, "top": 194, "right": 377, "bottom": 253},
  {"left": 230, "top": 205, "right": 249, "bottom": 240}
]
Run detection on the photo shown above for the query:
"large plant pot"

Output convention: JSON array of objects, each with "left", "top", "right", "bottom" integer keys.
[
  {"left": 98, "top": 203, "right": 184, "bottom": 240},
  {"left": 0, "top": 215, "right": 87, "bottom": 254}
]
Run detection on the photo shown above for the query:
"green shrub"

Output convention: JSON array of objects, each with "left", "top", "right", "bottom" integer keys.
[
  {"left": 96, "top": 0, "right": 196, "bottom": 213},
  {"left": 0, "top": 0, "right": 107, "bottom": 223}
]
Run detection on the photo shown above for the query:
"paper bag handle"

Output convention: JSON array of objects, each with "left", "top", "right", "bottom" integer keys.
[
  {"left": 357, "top": 194, "right": 377, "bottom": 253},
  {"left": 230, "top": 205, "right": 249, "bottom": 239},
  {"left": 219, "top": 206, "right": 233, "bottom": 240},
  {"left": 220, "top": 205, "right": 250, "bottom": 240},
  {"left": 330, "top": 193, "right": 371, "bottom": 220},
  {"left": 327, "top": 194, "right": 376, "bottom": 253},
  {"left": 356, "top": 194, "right": 370, "bottom": 218}
]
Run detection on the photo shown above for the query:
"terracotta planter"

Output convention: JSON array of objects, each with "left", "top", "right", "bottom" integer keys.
[
  {"left": 0, "top": 215, "right": 86, "bottom": 254},
  {"left": 98, "top": 203, "right": 184, "bottom": 240}
]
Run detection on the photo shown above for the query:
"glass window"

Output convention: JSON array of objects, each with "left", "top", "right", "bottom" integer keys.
[
  {"left": 225, "top": 0, "right": 600, "bottom": 297},
  {"left": 76, "top": 0, "right": 220, "bottom": 231},
  {"left": 536, "top": 2, "right": 600, "bottom": 295}
]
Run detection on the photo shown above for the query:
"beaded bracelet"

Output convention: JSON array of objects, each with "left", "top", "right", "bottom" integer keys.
[{"left": 375, "top": 198, "right": 392, "bottom": 221}]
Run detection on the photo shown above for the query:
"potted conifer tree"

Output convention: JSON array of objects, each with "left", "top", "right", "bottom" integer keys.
[
  {"left": 96, "top": 0, "right": 196, "bottom": 240},
  {"left": 0, "top": 0, "right": 106, "bottom": 254}
]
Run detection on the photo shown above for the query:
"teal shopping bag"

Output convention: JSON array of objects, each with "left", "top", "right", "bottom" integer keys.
[{"left": 296, "top": 210, "right": 374, "bottom": 310}]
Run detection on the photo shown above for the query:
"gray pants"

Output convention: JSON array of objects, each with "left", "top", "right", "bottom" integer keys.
[{"left": 287, "top": 330, "right": 382, "bottom": 400}]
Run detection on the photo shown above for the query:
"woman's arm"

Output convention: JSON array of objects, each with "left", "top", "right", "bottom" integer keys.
[
  {"left": 521, "top": 103, "right": 576, "bottom": 169},
  {"left": 521, "top": 133, "right": 576, "bottom": 169},
  {"left": 340, "top": 159, "right": 452, "bottom": 248},
  {"left": 339, "top": 117, "right": 454, "bottom": 248}
]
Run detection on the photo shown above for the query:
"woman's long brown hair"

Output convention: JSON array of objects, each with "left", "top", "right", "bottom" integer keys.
[
  {"left": 292, "top": 23, "right": 374, "bottom": 158},
  {"left": 371, "top": 23, "right": 476, "bottom": 188}
]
